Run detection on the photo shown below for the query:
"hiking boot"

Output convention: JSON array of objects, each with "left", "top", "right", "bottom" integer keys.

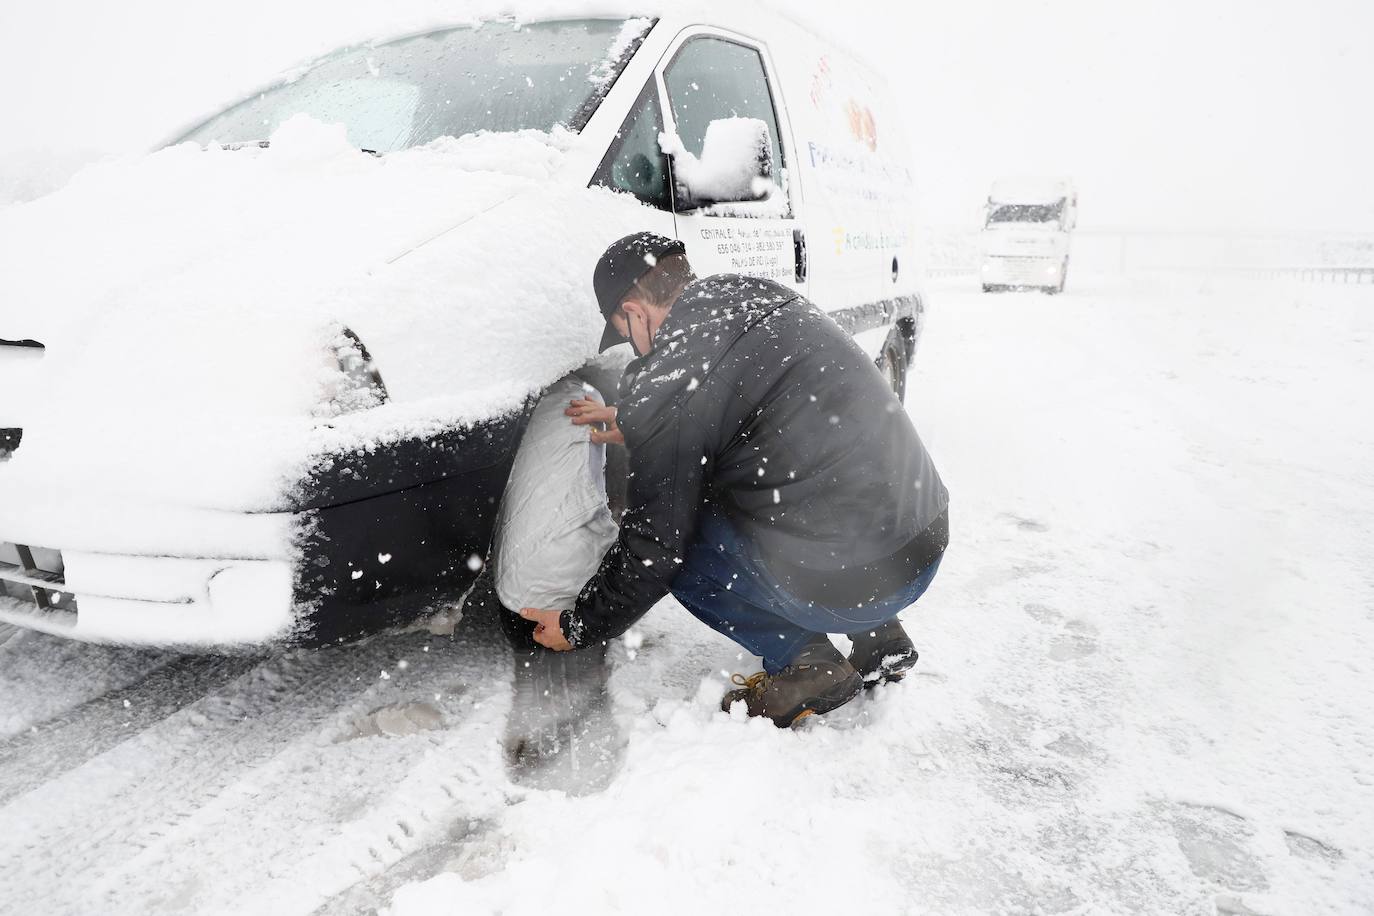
[
  {"left": 720, "top": 637, "right": 863, "bottom": 728},
  {"left": 848, "top": 618, "right": 919, "bottom": 687}
]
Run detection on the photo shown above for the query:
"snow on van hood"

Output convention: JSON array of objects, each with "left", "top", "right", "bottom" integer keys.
[
  {"left": 0, "top": 117, "right": 639, "bottom": 536},
  {"left": 1, "top": 116, "right": 570, "bottom": 347}
]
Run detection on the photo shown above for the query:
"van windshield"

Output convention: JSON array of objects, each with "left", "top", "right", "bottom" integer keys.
[
  {"left": 987, "top": 202, "right": 1064, "bottom": 227},
  {"left": 178, "top": 19, "right": 651, "bottom": 152}
]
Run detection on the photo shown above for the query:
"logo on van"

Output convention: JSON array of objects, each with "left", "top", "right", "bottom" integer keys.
[
  {"left": 832, "top": 226, "right": 909, "bottom": 256},
  {"left": 809, "top": 57, "right": 834, "bottom": 109},
  {"left": 844, "top": 100, "right": 878, "bottom": 152},
  {"left": 809, "top": 57, "right": 879, "bottom": 153}
]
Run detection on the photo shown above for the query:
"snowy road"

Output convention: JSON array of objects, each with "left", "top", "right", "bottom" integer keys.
[{"left": 2, "top": 274, "right": 1371, "bottom": 915}]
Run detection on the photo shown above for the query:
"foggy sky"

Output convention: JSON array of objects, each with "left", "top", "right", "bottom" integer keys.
[
  {"left": 813, "top": 0, "right": 1374, "bottom": 232},
  {"left": 1, "top": 0, "right": 1369, "bottom": 231}
]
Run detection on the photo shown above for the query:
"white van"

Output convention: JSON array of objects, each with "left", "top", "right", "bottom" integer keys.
[
  {"left": 0, "top": 8, "right": 926, "bottom": 647},
  {"left": 980, "top": 177, "right": 1077, "bottom": 293}
]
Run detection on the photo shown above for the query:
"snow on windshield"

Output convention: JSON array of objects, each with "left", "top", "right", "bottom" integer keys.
[
  {"left": 987, "top": 201, "right": 1063, "bottom": 225},
  {"left": 178, "top": 18, "right": 652, "bottom": 153}
]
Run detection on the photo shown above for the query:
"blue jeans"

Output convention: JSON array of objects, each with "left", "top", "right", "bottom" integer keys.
[{"left": 670, "top": 506, "right": 943, "bottom": 673}]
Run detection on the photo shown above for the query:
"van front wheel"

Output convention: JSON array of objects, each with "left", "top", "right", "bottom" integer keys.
[
  {"left": 879, "top": 334, "right": 908, "bottom": 403},
  {"left": 459, "top": 560, "right": 544, "bottom": 651}
]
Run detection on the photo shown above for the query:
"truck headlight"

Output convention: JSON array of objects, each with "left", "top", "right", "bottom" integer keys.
[{"left": 316, "top": 326, "right": 388, "bottom": 417}]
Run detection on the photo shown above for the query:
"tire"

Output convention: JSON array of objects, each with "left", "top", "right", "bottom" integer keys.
[
  {"left": 879, "top": 332, "right": 908, "bottom": 403},
  {"left": 461, "top": 561, "right": 545, "bottom": 651},
  {"left": 498, "top": 600, "right": 544, "bottom": 652}
]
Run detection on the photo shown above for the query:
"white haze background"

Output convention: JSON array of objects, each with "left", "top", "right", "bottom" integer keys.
[
  {"left": 1, "top": 3, "right": 1373, "bottom": 914},
  {"left": 1, "top": 0, "right": 1371, "bottom": 231}
]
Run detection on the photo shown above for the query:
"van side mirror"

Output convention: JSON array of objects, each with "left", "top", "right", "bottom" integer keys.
[{"left": 660, "top": 117, "right": 774, "bottom": 209}]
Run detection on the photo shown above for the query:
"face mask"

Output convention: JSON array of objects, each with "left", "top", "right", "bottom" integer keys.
[{"left": 627, "top": 310, "right": 651, "bottom": 358}]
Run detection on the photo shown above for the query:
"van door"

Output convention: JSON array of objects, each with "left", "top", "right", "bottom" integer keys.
[
  {"left": 655, "top": 32, "right": 806, "bottom": 295},
  {"left": 589, "top": 77, "right": 679, "bottom": 242}
]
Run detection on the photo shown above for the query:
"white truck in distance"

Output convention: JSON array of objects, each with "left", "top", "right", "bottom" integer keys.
[{"left": 980, "top": 178, "right": 1077, "bottom": 294}]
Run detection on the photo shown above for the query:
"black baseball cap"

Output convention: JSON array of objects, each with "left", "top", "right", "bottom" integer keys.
[{"left": 593, "top": 232, "right": 686, "bottom": 352}]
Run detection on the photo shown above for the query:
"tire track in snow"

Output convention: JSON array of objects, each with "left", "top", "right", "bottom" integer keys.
[
  {"left": 0, "top": 629, "right": 510, "bottom": 915},
  {"left": 143, "top": 631, "right": 518, "bottom": 916},
  {"left": 307, "top": 639, "right": 630, "bottom": 914},
  {"left": 0, "top": 654, "right": 261, "bottom": 804},
  {"left": 308, "top": 816, "right": 499, "bottom": 916},
  {"left": 504, "top": 641, "right": 625, "bottom": 797},
  {"left": 0, "top": 628, "right": 181, "bottom": 738}
]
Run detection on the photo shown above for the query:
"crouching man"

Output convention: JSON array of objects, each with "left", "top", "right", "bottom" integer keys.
[{"left": 521, "top": 233, "right": 949, "bottom": 728}]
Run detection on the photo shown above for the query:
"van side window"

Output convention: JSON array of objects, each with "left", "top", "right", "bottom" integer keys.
[
  {"left": 663, "top": 37, "right": 787, "bottom": 210},
  {"left": 590, "top": 81, "right": 672, "bottom": 211}
]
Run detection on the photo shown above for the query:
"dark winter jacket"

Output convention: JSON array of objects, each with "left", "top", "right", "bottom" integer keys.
[{"left": 561, "top": 274, "right": 948, "bottom": 648}]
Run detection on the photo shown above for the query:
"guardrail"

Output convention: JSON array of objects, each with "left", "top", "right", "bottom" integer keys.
[
  {"left": 1165, "top": 266, "right": 1374, "bottom": 284},
  {"left": 925, "top": 228, "right": 1374, "bottom": 284}
]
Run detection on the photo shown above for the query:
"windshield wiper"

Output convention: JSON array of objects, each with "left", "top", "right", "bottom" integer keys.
[{"left": 221, "top": 139, "right": 380, "bottom": 156}]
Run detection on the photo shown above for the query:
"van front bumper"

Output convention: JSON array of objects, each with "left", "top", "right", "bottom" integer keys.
[
  {"left": 981, "top": 255, "right": 1063, "bottom": 288},
  {"left": 0, "top": 540, "right": 295, "bottom": 647},
  {"left": 0, "top": 403, "right": 535, "bottom": 649}
]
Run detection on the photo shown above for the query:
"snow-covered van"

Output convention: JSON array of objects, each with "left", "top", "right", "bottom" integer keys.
[
  {"left": 980, "top": 177, "right": 1077, "bottom": 293},
  {"left": 0, "top": 7, "right": 925, "bottom": 647}
]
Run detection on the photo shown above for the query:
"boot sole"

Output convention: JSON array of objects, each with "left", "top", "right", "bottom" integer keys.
[
  {"left": 856, "top": 644, "right": 919, "bottom": 689},
  {"left": 780, "top": 672, "right": 864, "bottom": 727},
  {"left": 862, "top": 664, "right": 916, "bottom": 690}
]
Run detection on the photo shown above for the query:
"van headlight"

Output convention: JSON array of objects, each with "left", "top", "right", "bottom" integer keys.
[{"left": 316, "top": 326, "right": 388, "bottom": 417}]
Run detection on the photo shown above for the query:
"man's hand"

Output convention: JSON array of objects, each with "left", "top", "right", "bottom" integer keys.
[
  {"left": 566, "top": 397, "right": 624, "bottom": 446},
  {"left": 519, "top": 608, "right": 573, "bottom": 651}
]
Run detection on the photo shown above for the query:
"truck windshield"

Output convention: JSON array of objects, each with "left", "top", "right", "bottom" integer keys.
[
  {"left": 987, "top": 202, "right": 1063, "bottom": 226},
  {"left": 177, "top": 19, "right": 650, "bottom": 152}
]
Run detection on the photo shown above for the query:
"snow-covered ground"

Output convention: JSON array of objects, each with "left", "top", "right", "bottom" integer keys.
[{"left": 2, "top": 273, "right": 1370, "bottom": 915}]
